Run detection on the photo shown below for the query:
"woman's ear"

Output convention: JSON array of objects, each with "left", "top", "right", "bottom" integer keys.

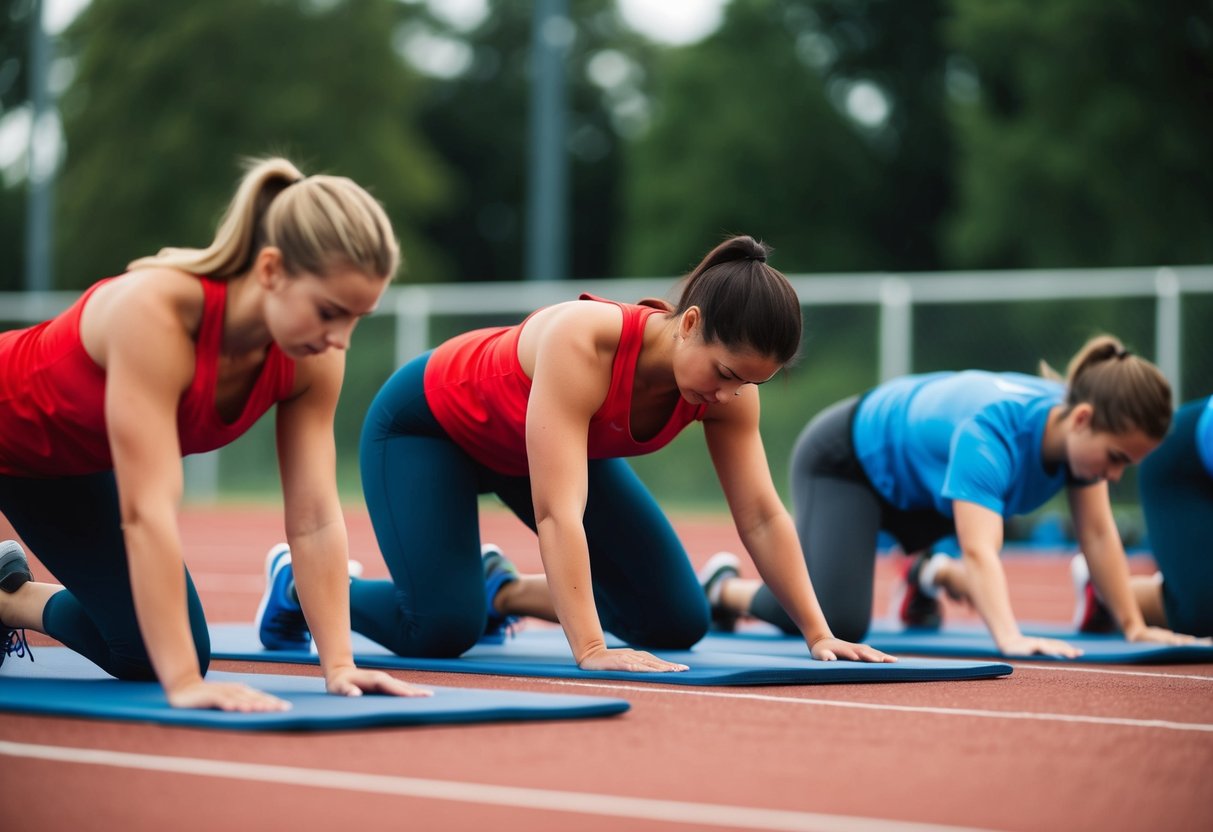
[
  {"left": 678, "top": 305, "right": 701, "bottom": 340},
  {"left": 253, "top": 247, "right": 285, "bottom": 290},
  {"left": 1070, "top": 402, "right": 1095, "bottom": 431}
]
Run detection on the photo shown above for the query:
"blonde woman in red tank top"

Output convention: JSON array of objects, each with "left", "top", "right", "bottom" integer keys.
[{"left": 0, "top": 158, "right": 428, "bottom": 707}]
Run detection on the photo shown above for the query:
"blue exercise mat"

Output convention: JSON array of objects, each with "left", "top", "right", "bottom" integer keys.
[
  {"left": 700, "top": 621, "right": 1213, "bottom": 665},
  {"left": 209, "top": 624, "right": 1012, "bottom": 684},
  {"left": 0, "top": 646, "right": 628, "bottom": 730}
]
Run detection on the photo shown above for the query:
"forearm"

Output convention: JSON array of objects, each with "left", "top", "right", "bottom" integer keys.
[
  {"left": 1079, "top": 534, "right": 1147, "bottom": 635},
  {"left": 960, "top": 548, "right": 1022, "bottom": 645},
  {"left": 122, "top": 513, "right": 203, "bottom": 693},
  {"left": 287, "top": 518, "right": 356, "bottom": 674},
  {"left": 535, "top": 515, "right": 606, "bottom": 663}
]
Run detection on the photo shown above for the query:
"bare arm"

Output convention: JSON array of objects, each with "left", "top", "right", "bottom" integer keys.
[
  {"left": 525, "top": 307, "right": 686, "bottom": 672},
  {"left": 1069, "top": 483, "right": 1198, "bottom": 645},
  {"left": 276, "top": 353, "right": 429, "bottom": 697},
  {"left": 705, "top": 394, "right": 892, "bottom": 662},
  {"left": 953, "top": 500, "right": 1080, "bottom": 657},
  {"left": 97, "top": 275, "right": 289, "bottom": 710}
]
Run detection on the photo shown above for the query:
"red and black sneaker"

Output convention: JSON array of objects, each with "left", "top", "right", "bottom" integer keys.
[
  {"left": 894, "top": 554, "right": 943, "bottom": 629},
  {"left": 1071, "top": 554, "right": 1116, "bottom": 634}
]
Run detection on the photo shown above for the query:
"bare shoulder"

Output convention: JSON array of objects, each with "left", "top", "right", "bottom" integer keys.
[
  {"left": 87, "top": 268, "right": 205, "bottom": 328},
  {"left": 517, "top": 299, "right": 624, "bottom": 376},
  {"left": 531, "top": 298, "right": 623, "bottom": 339},
  {"left": 81, "top": 268, "right": 205, "bottom": 366}
]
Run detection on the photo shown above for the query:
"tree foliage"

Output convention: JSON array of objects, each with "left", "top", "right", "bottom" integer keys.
[
  {"left": 404, "top": 0, "right": 655, "bottom": 281},
  {"left": 619, "top": 0, "right": 885, "bottom": 278},
  {"left": 946, "top": 0, "right": 1213, "bottom": 268},
  {"left": 54, "top": 0, "right": 452, "bottom": 289},
  {"left": 0, "top": 0, "right": 37, "bottom": 291}
]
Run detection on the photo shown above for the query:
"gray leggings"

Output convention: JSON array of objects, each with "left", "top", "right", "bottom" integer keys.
[{"left": 749, "top": 396, "right": 953, "bottom": 641}]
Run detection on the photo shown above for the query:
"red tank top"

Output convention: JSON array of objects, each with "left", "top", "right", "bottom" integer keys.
[
  {"left": 0, "top": 275, "right": 296, "bottom": 477},
  {"left": 424, "top": 294, "right": 707, "bottom": 476}
]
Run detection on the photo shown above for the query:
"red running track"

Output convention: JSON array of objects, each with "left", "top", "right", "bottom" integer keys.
[{"left": 1, "top": 505, "right": 1210, "bottom": 832}]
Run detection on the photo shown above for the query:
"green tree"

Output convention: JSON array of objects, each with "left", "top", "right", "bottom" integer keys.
[
  {"left": 946, "top": 0, "right": 1213, "bottom": 268},
  {"left": 403, "top": 0, "right": 656, "bottom": 281},
  {"left": 807, "top": 0, "right": 954, "bottom": 271},
  {"left": 0, "top": 0, "right": 36, "bottom": 292},
  {"left": 618, "top": 0, "right": 884, "bottom": 278},
  {"left": 54, "top": 0, "right": 452, "bottom": 290}
]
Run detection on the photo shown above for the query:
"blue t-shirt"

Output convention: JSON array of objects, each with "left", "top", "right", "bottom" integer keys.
[
  {"left": 1197, "top": 397, "right": 1213, "bottom": 479},
  {"left": 853, "top": 371, "right": 1077, "bottom": 518}
]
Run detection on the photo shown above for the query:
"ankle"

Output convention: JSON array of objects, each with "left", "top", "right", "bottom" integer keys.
[{"left": 720, "top": 578, "right": 757, "bottom": 616}]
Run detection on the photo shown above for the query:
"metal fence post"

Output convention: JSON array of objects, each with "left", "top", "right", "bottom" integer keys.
[
  {"left": 879, "top": 276, "right": 913, "bottom": 382},
  {"left": 1154, "top": 267, "right": 1181, "bottom": 405}
]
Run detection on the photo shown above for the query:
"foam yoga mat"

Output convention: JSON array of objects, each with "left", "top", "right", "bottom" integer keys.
[
  {"left": 209, "top": 624, "right": 1012, "bottom": 685},
  {"left": 0, "top": 647, "right": 628, "bottom": 730},
  {"left": 701, "top": 622, "right": 1213, "bottom": 665}
]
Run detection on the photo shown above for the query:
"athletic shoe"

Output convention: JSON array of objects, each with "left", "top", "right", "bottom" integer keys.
[
  {"left": 481, "top": 544, "right": 520, "bottom": 644},
  {"left": 0, "top": 627, "right": 33, "bottom": 669},
  {"left": 698, "top": 551, "right": 741, "bottom": 632},
  {"left": 1070, "top": 554, "right": 1116, "bottom": 633},
  {"left": 893, "top": 554, "right": 943, "bottom": 629},
  {"left": 0, "top": 540, "right": 32, "bottom": 593},
  {"left": 255, "top": 543, "right": 312, "bottom": 651}
]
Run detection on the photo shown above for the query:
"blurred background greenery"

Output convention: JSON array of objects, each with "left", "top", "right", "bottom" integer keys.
[{"left": 2, "top": 0, "right": 1211, "bottom": 542}]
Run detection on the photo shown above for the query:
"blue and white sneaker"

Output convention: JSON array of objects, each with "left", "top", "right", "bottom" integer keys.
[
  {"left": 255, "top": 543, "right": 312, "bottom": 651},
  {"left": 481, "top": 544, "right": 520, "bottom": 644},
  {"left": 1, "top": 627, "right": 32, "bottom": 669},
  {"left": 0, "top": 540, "right": 34, "bottom": 669}
]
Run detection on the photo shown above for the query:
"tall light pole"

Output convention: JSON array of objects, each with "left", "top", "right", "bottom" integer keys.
[{"left": 525, "top": 0, "right": 570, "bottom": 281}]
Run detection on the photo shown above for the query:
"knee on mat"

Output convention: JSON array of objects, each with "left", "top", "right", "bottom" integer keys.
[
  {"left": 105, "top": 652, "right": 159, "bottom": 682},
  {"left": 105, "top": 643, "right": 211, "bottom": 682},
  {"left": 388, "top": 610, "right": 485, "bottom": 658},
  {"left": 830, "top": 615, "right": 871, "bottom": 644},
  {"left": 614, "top": 612, "right": 709, "bottom": 652}
]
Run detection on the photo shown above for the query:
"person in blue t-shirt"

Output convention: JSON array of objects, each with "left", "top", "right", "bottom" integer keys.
[
  {"left": 697, "top": 335, "right": 1205, "bottom": 657},
  {"left": 1134, "top": 396, "right": 1213, "bottom": 637}
]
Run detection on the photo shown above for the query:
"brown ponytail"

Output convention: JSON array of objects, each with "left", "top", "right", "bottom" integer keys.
[
  {"left": 1043, "top": 335, "right": 1172, "bottom": 439},
  {"left": 671, "top": 235, "right": 802, "bottom": 365}
]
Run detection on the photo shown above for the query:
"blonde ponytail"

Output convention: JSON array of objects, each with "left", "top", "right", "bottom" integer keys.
[{"left": 128, "top": 157, "right": 399, "bottom": 282}]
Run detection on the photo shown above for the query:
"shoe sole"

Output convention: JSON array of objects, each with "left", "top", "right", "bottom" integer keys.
[{"left": 0, "top": 542, "right": 32, "bottom": 593}]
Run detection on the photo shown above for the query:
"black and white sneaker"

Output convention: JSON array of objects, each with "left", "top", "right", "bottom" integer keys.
[{"left": 698, "top": 551, "right": 742, "bottom": 632}]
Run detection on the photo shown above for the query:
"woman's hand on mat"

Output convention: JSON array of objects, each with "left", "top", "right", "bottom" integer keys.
[
  {"left": 167, "top": 679, "right": 292, "bottom": 712},
  {"left": 997, "top": 634, "right": 1083, "bottom": 659},
  {"left": 577, "top": 647, "right": 689, "bottom": 673},
  {"left": 326, "top": 666, "right": 432, "bottom": 698},
  {"left": 1124, "top": 624, "right": 1211, "bottom": 647},
  {"left": 808, "top": 637, "right": 897, "bottom": 663}
]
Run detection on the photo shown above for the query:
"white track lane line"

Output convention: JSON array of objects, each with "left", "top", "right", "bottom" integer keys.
[
  {"left": 1011, "top": 663, "right": 1213, "bottom": 682},
  {"left": 0, "top": 740, "right": 995, "bottom": 832},
  {"left": 528, "top": 680, "right": 1213, "bottom": 733}
]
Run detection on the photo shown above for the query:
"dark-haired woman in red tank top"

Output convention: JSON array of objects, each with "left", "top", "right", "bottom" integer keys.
[{"left": 262, "top": 235, "right": 894, "bottom": 671}]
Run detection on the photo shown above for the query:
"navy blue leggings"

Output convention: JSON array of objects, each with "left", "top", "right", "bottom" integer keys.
[
  {"left": 355, "top": 352, "right": 710, "bottom": 657},
  {"left": 0, "top": 471, "right": 210, "bottom": 680},
  {"left": 1139, "top": 397, "right": 1213, "bottom": 636}
]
